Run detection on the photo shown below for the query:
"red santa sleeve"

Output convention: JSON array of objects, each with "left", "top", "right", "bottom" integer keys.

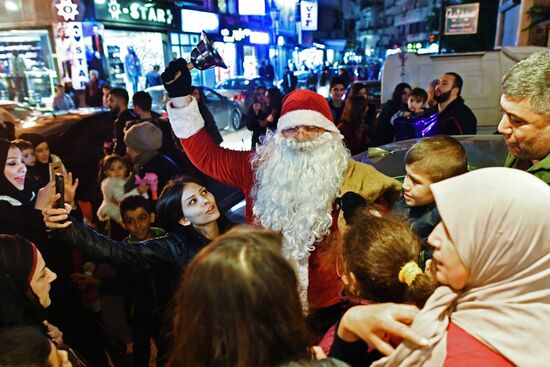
[{"left": 167, "top": 96, "right": 254, "bottom": 192}]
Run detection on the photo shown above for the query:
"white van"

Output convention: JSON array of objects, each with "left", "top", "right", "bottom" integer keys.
[{"left": 380, "top": 46, "right": 548, "bottom": 133}]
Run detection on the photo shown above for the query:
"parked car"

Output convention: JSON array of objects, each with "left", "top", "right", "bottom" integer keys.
[
  {"left": 5, "top": 100, "right": 107, "bottom": 140},
  {"left": 144, "top": 85, "right": 243, "bottom": 131},
  {"left": 354, "top": 134, "right": 507, "bottom": 181},
  {"left": 214, "top": 76, "right": 274, "bottom": 116},
  {"left": 224, "top": 134, "right": 508, "bottom": 223}
]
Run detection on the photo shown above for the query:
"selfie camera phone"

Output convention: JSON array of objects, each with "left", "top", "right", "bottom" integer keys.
[{"left": 54, "top": 173, "right": 64, "bottom": 209}]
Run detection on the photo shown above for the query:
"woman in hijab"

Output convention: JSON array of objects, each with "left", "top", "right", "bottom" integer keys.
[
  {"left": 0, "top": 139, "right": 51, "bottom": 249},
  {"left": 18, "top": 133, "right": 66, "bottom": 188},
  {"left": 0, "top": 234, "right": 59, "bottom": 340},
  {"left": 372, "top": 167, "right": 550, "bottom": 366}
]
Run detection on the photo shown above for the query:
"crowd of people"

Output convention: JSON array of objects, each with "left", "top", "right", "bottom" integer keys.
[{"left": 0, "top": 50, "right": 549, "bottom": 367}]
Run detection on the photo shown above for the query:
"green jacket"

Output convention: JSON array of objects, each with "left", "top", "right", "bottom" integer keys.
[{"left": 504, "top": 151, "right": 550, "bottom": 184}]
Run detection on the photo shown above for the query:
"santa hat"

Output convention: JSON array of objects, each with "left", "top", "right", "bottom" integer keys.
[{"left": 277, "top": 89, "right": 339, "bottom": 133}]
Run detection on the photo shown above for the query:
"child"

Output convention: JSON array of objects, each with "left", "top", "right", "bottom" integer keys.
[
  {"left": 391, "top": 87, "right": 437, "bottom": 141},
  {"left": 18, "top": 133, "right": 66, "bottom": 187},
  {"left": 390, "top": 87, "right": 429, "bottom": 123},
  {"left": 392, "top": 135, "right": 468, "bottom": 266},
  {"left": 328, "top": 210, "right": 438, "bottom": 366},
  {"left": 73, "top": 195, "right": 166, "bottom": 367},
  {"left": 120, "top": 195, "right": 165, "bottom": 242},
  {"left": 96, "top": 154, "right": 147, "bottom": 223}
]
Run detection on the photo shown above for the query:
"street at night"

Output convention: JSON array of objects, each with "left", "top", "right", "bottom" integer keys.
[{"left": 0, "top": 0, "right": 549, "bottom": 366}]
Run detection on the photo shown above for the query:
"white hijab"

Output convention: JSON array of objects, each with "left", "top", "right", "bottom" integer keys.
[{"left": 374, "top": 167, "right": 550, "bottom": 367}]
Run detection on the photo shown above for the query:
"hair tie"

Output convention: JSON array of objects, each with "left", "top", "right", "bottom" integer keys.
[{"left": 398, "top": 260, "right": 422, "bottom": 286}]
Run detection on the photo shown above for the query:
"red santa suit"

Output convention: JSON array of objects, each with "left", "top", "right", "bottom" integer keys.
[{"left": 167, "top": 91, "right": 401, "bottom": 312}]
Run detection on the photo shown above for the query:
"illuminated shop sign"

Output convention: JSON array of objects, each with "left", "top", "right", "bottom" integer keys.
[
  {"left": 238, "top": 0, "right": 265, "bottom": 16},
  {"left": 300, "top": 0, "right": 318, "bottom": 31},
  {"left": 445, "top": 3, "right": 480, "bottom": 35},
  {"left": 94, "top": 0, "right": 178, "bottom": 29},
  {"left": 181, "top": 9, "right": 219, "bottom": 33},
  {"left": 221, "top": 28, "right": 270, "bottom": 45}
]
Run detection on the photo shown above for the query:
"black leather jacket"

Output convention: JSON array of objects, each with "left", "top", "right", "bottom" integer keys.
[{"left": 54, "top": 218, "right": 211, "bottom": 302}]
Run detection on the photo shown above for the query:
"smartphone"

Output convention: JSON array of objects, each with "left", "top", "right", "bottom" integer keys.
[
  {"left": 54, "top": 173, "right": 65, "bottom": 209},
  {"left": 49, "top": 161, "right": 63, "bottom": 182}
]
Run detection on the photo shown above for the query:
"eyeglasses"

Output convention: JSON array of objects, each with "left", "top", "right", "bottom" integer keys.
[{"left": 281, "top": 125, "right": 325, "bottom": 137}]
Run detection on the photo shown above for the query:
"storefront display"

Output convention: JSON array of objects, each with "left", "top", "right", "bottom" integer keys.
[
  {"left": 0, "top": 29, "right": 57, "bottom": 105},
  {"left": 54, "top": 22, "right": 105, "bottom": 91},
  {"left": 213, "top": 41, "right": 236, "bottom": 83},
  {"left": 103, "top": 30, "right": 165, "bottom": 92}
]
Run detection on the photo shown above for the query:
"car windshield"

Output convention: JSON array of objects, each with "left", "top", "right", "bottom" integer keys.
[{"left": 217, "top": 79, "right": 250, "bottom": 90}]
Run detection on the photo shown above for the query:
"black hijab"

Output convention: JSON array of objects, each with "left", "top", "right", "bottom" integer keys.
[
  {"left": 18, "top": 133, "right": 51, "bottom": 187},
  {"left": 0, "top": 234, "right": 45, "bottom": 328},
  {"left": 0, "top": 140, "right": 33, "bottom": 204}
]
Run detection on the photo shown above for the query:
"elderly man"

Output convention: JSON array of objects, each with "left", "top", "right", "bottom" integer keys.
[
  {"left": 161, "top": 59, "right": 401, "bottom": 328},
  {"left": 498, "top": 51, "right": 550, "bottom": 184}
]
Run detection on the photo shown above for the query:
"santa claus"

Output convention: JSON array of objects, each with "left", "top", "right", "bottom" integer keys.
[{"left": 162, "top": 59, "right": 401, "bottom": 321}]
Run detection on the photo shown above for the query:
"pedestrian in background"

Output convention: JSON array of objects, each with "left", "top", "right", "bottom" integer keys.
[
  {"left": 85, "top": 69, "right": 106, "bottom": 107},
  {"left": 52, "top": 84, "right": 75, "bottom": 111},
  {"left": 145, "top": 65, "right": 162, "bottom": 88}
]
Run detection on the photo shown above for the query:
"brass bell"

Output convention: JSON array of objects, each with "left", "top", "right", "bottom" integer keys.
[{"left": 187, "top": 31, "right": 227, "bottom": 70}]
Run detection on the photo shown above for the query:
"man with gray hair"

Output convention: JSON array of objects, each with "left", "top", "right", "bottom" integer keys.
[{"left": 498, "top": 51, "right": 550, "bottom": 184}]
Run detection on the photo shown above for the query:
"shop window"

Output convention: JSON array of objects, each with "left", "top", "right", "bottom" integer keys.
[
  {"left": 169, "top": 32, "right": 211, "bottom": 87},
  {"left": 0, "top": 29, "right": 57, "bottom": 106},
  {"left": 103, "top": 30, "right": 166, "bottom": 94}
]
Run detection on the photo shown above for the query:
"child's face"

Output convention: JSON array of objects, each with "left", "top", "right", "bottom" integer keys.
[
  {"left": 402, "top": 163, "right": 435, "bottom": 207},
  {"left": 21, "top": 148, "right": 36, "bottom": 166},
  {"left": 407, "top": 97, "right": 425, "bottom": 113},
  {"left": 122, "top": 207, "right": 154, "bottom": 241},
  {"left": 107, "top": 160, "right": 128, "bottom": 179}
]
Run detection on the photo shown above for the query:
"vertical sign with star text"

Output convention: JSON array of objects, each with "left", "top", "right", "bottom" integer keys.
[
  {"left": 69, "top": 23, "right": 89, "bottom": 89},
  {"left": 94, "top": 0, "right": 179, "bottom": 30}
]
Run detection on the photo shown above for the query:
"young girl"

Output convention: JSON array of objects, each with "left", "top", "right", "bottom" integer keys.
[
  {"left": 326, "top": 209, "right": 437, "bottom": 366},
  {"left": 96, "top": 154, "right": 147, "bottom": 223}
]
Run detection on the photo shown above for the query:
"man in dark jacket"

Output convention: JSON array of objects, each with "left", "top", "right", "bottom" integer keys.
[
  {"left": 109, "top": 88, "right": 137, "bottom": 156},
  {"left": 434, "top": 72, "right": 477, "bottom": 135},
  {"left": 281, "top": 66, "right": 297, "bottom": 95},
  {"left": 85, "top": 69, "right": 106, "bottom": 107},
  {"left": 124, "top": 121, "right": 181, "bottom": 194}
]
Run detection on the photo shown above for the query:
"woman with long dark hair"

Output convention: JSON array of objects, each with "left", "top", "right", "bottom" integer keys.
[
  {"left": 43, "top": 175, "right": 232, "bottom": 271},
  {"left": 373, "top": 82, "right": 411, "bottom": 146},
  {"left": 43, "top": 175, "right": 232, "bottom": 365},
  {"left": 169, "top": 226, "right": 348, "bottom": 367},
  {"left": 337, "top": 96, "right": 372, "bottom": 155}
]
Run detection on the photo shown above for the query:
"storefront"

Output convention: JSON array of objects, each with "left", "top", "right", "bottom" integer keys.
[
  {"left": 0, "top": 29, "right": 57, "bottom": 104},
  {"left": 218, "top": 25, "right": 270, "bottom": 79},
  {"left": 92, "top": 0, "right": 179, "bottom": 93},
  {"left": 170, "top": 8, "right": 220, "bottom": 88}
]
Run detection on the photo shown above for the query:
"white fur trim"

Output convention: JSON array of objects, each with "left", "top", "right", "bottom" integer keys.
[
  {"left": 277, "top": 109, "right": 339, "bottom": 133},
  {"left": 166, "top": 96, "right": 205, "bottom": 139}
]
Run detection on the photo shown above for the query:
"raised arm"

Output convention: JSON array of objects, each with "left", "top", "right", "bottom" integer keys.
[
  {"left": 161, "top": 58, "right": 253, "bottom": 191},
  {"left": 44, "top": 197, "right": 177, "bottom": 268}
]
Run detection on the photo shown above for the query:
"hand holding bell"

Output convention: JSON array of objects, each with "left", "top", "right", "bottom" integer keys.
[{"left": 161, "top": 31, "right": 227, "bottom": 98}]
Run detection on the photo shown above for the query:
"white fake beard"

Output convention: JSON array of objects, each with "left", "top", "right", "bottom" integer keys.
[{"left": 251, "top": 130, "right": 350, "bottom": 262}]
